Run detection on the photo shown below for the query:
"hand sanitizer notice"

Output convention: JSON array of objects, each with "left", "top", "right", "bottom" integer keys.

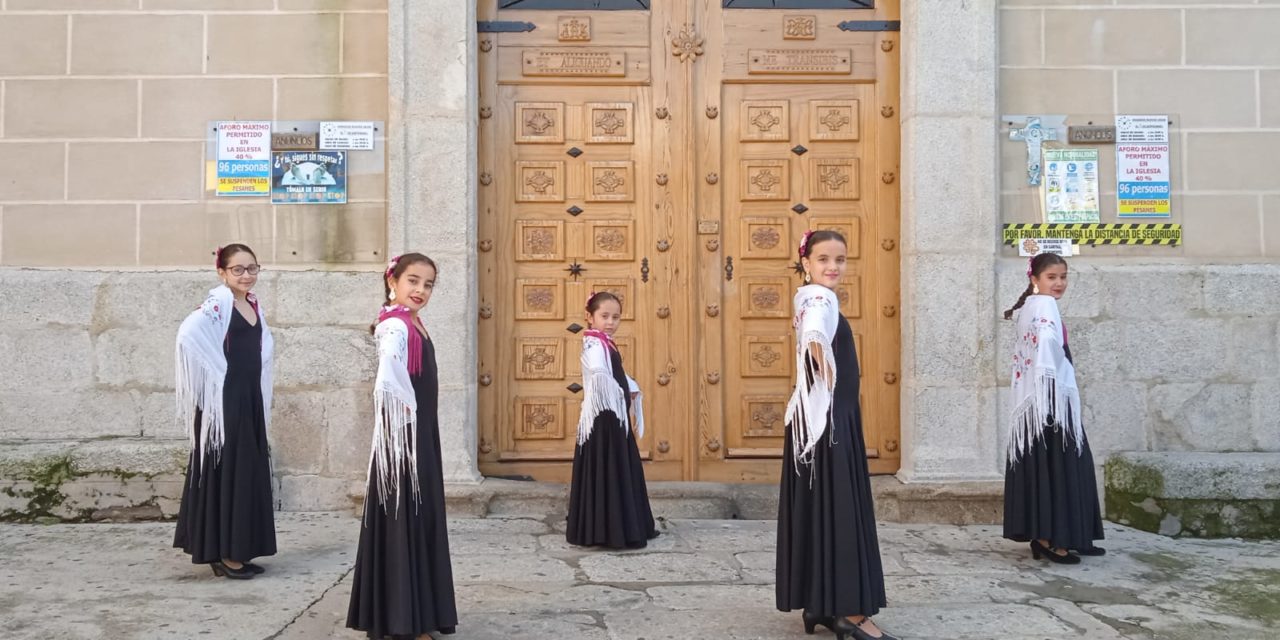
[
  {"left": 1116, "top": 115, "right": 1171, "bottom": 218},
  {"left": 216, "top": 121, "right": 271, "bottom": 197}
]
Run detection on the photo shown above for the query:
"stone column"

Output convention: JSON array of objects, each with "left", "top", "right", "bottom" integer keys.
[
  {"left": 897, "top": 0, "right": 1003, "bottom": 482},
  {"left": 388, "top": 0, "right": 482, "bottom": 483}
]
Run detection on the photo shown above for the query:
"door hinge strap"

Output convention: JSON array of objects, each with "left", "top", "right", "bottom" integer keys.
[
  {"left": 477, "top": 21, "right": 536, "bottom": 33},
  {"left": 838, "top": 20, "right": 901, "bottom": 32}
]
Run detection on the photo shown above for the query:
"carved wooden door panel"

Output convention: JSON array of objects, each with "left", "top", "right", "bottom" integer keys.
[
  {"left": 477, "top": 2, "right": 693, "bottom": 481},
  {"left": 477, "top": 1, "right": 899, "bottom": 482},
  {"left": 694, "top": 1, "right": 901, "bottom": 481}
]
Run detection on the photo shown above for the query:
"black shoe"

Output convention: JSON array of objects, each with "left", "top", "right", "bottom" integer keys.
[
  {"left": 802, "top": 613, "right": 861, "bottom": 640},
  {"left": 210, "top": 561, "right": 255, "bottom": 579},
  {"left": 1030, "top": 540, "right": 1081, "bottom": 564},
  {"left": 802, "top": 610, "right": 832, "bottom": 635},
  {"left": 849, "top": 617, "right": 899, "bottom": 640},
  {"left": 828, "top": 617, "right": 860, "bottom": 640},
  {"left": 1076, "top": 545, "right": 1106, "bottom": 556},
  {"left": 243, "top": 562, "right": 266, "bottom": 574},
  {"left": 438, "top": 626, "right": 457, "bottom": 635}
]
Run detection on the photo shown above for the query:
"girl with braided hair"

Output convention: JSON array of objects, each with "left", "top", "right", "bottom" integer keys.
[{"left": 1002, "top": 252, "right": 1105, "bottom": 564}]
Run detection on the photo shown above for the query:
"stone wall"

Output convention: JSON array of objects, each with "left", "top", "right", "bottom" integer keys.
[
  {"left": 897, "top": 0, "right": 1003, "bottom": 482},
  {"left": 996, "top": 1, "right": 1280, "bottom": 466},
  {"left": 0, "top": 2, "right": 418, "bottom": 517},
  {"left": 996, "top": 262, "right": 1280, "bottom": 465},
  {"left": 0, "top": 1, "right": 389, "bottom": 265},
  {"left": 1000, "top": 1, "right": 1280, "bottom": 258},
  {"left": 0, "top": 0, "right": 481, "bottom": 518},
  {"left": 3, "top": 0, "right": 1277, "bottom": 519},
  {"left": 0, "top": 268, "right": 398, "bottom": 515}
]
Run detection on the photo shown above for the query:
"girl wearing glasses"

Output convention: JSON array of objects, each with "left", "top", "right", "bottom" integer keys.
[{"left": 173, "top": 243, "right": 277, "bottom": 580}]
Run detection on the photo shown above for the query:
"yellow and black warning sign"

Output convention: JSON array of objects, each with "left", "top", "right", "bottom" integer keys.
[{"left": 1002, "top": 223, "right": 1181, "bottom": 246}]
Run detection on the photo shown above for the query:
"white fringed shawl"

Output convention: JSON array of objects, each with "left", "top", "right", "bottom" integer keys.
[
  {"left": 368, "top": 314, "right": 420, "bottom": 514},
  {"left": 174, "top": 285, "right": 274, "bottom": 469},
  {"left": 784, "top": 284, "right": 839, "bottom": 465},
  {"left": 576, "top": 334, "right": 644, "bottom": 445},
  {"left": 1008, "top": 295, "right": 1083, "bottom": 463}
]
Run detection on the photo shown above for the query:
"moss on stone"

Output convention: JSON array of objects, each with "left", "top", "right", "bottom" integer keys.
[
  {"left": 0, "top": 456, "right": 77, "bottom": 523},
  {"left": 1131, "top": 551, "right": 1196, "bottom": 576},
  {"left": 1105, "top": 489, "right": 1165, "bottom": 533},
  {"left": 1107, "top": 492, "right": 1280, "bottom": 540},
  {"left": 1207, "top": 569, "right": 1280, "bottom": 626},
  {"left": 1105, "top": 456, "right": 1280, "bottom": 540},
  {"left": 1104, "top": 456, "right": 1165, "bottom": 496},
  {"left": 0, "top": 456, "right": 177, "bottom": 523}
]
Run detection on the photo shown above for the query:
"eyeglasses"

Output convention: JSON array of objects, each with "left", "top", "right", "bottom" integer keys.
[{"left": 225, "top": 265, "right": 262, "bottom": 276}]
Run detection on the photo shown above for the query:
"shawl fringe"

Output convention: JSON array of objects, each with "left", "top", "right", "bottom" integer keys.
[
  {"left": 784, "top": 285, "right": 840, "bottom": 467},
  {"left": 366, "top": 316, "right": 420, "bottom": 517},
  {"left": 785, "top": 329, "right": 837, "bottom": 466},
  {"left": 175, "top": 342, "right": 226, "bottom": 467},
  {"left": 369, "top": 388, "right": 420, "bottom": 516},
  {"left": 174, "top": 285, "right": 273, "bottom": 473},
  {"left": 1007, "top": 369, "right": 1083, "bottom": 464},
  {"left": 576, "top": 335, "right": 639, "bottom": 444},
  {"left": 1007, "top": 296, "right": 1083, "bottom": 464}
]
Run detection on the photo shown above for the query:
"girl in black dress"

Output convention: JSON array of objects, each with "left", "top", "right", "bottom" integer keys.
[
  {"left": 776, "top": 230, "right": 896, "bottom": 640},
  {"left": 173, "top": 243, "right": 277, "bottom": 579},
  {"left": 347, "top": 253, "right": 458, "bottom": 639},
  {"left": 1002, "top": 252, "right": 1105, "bottom": 563},
  {"left": 566, "top": 291, "right": 658, "bottom": 549}
]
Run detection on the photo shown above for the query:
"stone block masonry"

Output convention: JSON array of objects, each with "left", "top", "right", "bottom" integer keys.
[
  {"left": 0, "top": 268, "right": 401, "bottom": 519},
  {"left": 996, "top": 262, "right": 1280, "bottom": 469},
  {"left": 0, "top": 2, "right": 390, "bottom": 267},
  {"left": 1106, "top": 452, "right": 1280, "bottom": 539},
  {"left": 0, "top": 0, "right": 405, "bottom": 518}
]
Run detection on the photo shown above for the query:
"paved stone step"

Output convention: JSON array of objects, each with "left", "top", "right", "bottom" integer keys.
[{"left": 430, "top": 476, "right": 1004, "bottom": 525}]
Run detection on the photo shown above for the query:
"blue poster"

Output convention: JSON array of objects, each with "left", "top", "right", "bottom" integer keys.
[{"left": 271, "top": 151, "right": 347, "bottom": 204}]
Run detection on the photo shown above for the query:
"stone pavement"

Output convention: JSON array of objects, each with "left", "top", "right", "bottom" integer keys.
[{"left": 1, "top": 513, "right": 1277, "bottom": 640}]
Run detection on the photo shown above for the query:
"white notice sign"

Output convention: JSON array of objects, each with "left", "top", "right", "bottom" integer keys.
[
  {"left": 1017, "top": 237, "right": 1074, "bottom": 257},
  {"left": 1116, "top": 115, "right": 1171, "bottom": 218},
  {"left": 319, "top": 121, "right": 375, "bottom": 151}
]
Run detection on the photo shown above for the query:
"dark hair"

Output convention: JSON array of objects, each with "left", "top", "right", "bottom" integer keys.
[
  {"left": 215, "top": 243, "right": 257, "bottom": 269},
  {"left": 1003, "top": 253, "right": 1068, "bottom": 320},
  {"left": 799, "top": 229, "right": 847, "bottom": 259},
  {"left": 371, "top": 252, "right": 438, "bottom": 334},
  {"left": 585, "top": 291, "right": 622, "bottom": 315}
]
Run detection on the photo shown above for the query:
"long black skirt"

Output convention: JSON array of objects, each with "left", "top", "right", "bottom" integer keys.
[
  {"left": 1003, "top": 425, "right": 1105, "bottom": 550},
  {"left": 566, "top": 416, "right": 657, "bottom": 549},
  {"left": 173, "top": 406, "right": 277, "bottom": 565},
  {"left": 777, "top": 414, "right": 886, "bottom": 617},
  {"left": 347, "top": 463, "right": 458, "bottom": 639}
]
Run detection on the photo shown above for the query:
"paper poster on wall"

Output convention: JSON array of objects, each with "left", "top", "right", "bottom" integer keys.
[
  {"left": 215, "top": 121, "right": 271, "bottom": 197},
  {"left": 1017, "top": 237, "right": 1074, "bottom": 257},
  {"left": 1042, "top": 148, "right": 1100, "bottom": 223},
  {"left": 319, "top": 121, "right": 375, "bottom": 150},
  {"left": 271, "top": 151, "right": 347, "bottom": 204},
  {"left": 1116, "top": 115, "right": 1171, "bottom": 218}
]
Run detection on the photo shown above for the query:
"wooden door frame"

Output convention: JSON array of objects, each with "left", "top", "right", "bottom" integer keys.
[
  {"left": 473, "top": 0, "right": 901, "bottom": 482},
  {"left": 386, "top": 0, "right": 1006, "bottom": 486},
  {"left": 691, "top": 1, "right": 902, "bottom": 482}
]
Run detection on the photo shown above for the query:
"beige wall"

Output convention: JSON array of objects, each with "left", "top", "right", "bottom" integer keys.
[
  {"left": 0, "top": 1, "right": 390, "bottom": 267},
  {"left": 995, "top": 2, "right": 1280, "bottom": 472},
  {"left": 1000, "top": 2, "right": 1280, "bottom": 259}
]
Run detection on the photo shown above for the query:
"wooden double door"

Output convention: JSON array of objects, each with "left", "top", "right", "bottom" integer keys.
[{"left": 477, "top": 0, "right": 900, "bottom": 482}]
